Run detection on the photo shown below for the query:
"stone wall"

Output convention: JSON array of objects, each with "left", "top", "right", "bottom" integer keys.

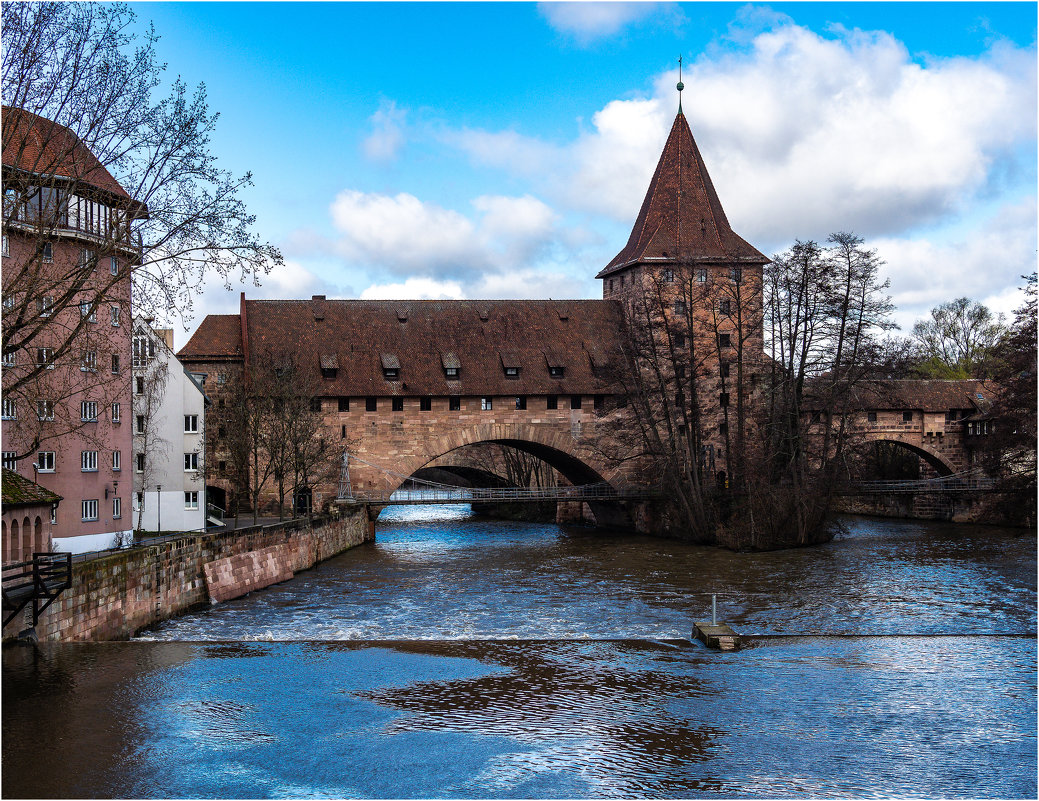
[{"left": 2, "top": 507, "right": 370, "bottom": 642}]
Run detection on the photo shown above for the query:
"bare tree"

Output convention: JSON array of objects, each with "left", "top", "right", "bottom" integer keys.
[
  {"left": 2, "top": 2, "right": 281, "bottom": 455},
  {"left": 911, "top": 297, "right": 1007, "bottom": 378}
]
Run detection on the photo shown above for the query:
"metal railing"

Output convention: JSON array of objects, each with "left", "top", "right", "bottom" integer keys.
[
  {"left": 846, "top": 473, "right": 996, "bottom": 495},
  {"left": 2, "top": 552, "right": 72, "bottom": 628},
  {"left": 339, "top": 483, "right": 661, "bottom": 505}
]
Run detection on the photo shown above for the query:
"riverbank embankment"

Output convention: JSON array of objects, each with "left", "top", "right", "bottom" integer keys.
[{"left": 2, "top": 507, "right": 370, "bottom": 642}]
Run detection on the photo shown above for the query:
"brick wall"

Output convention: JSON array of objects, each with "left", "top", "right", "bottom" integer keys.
[{"left": 3, "top": 507, "right": 370, "bottom": 642}]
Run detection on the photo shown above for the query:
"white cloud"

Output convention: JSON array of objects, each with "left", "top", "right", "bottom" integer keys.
[
  {"left": 538, "top": 2, "right": 679, "bottom": 43},
  {"left": 329, "top": 190, "right": 559, "bottom": 278},
  {"left": 445, "top": 19, "right": 1036, "bottom": 251},
  {"left": 875, "top": 196, "right": 1037, "bottom": 331},
  {"left": 362, "top": 99, "right": 407, "bottom": 163},
  {"left": 360, "top": 277, "right": 465, "bottom": 300}
]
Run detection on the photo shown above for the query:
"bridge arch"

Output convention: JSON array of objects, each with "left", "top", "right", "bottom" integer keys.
[
  {"left": 855, "top": 436, "right": 957, "bottom": 477},
  {"left": 397, "top": 422, "right": 619, "bottom": 491}
]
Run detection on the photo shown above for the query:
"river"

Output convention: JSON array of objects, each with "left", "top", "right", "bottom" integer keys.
[{"left": 3, "top": 508, "right": 1036, "bottom": 798}]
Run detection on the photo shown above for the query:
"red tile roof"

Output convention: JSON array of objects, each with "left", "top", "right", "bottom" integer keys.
[
  {"left": 2, "top": 106, "right": 134, "bottom": 203},
  {"left": 180, "top": 299, "right": 627, "bottom": 395},
  {"left": 2, "top": 468, "right": 62, "bottom": 508},
  {"left": 806, "top": 379, "right": 994, "bottom": 412},
  {"left": 597, "top": 112, "right": 767, "bottom": 278},
  {"left": 179, "top": 314, "right": 243, "bottom": 360}
]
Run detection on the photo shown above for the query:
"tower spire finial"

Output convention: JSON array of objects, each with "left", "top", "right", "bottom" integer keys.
[{"left": 677, "top": 55, "right": 684, "bottom": 114}]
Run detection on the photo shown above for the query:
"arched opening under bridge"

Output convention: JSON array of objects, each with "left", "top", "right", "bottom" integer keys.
[{"left": 848, "top": 437, "right": 958, "bottom": 480}]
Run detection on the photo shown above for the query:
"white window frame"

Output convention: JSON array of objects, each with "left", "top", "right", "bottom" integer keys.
[
  {"left": 2, "top": 348, "right": 15, "bottom": 367},
  {"left": 112, "top": 450, "right": 121, "bottom": 471},
  {"left": 135, "top": 414, "right": 146, "bottom": 435},
  {"left": 111, "top": 305, "right": 121, "bottom": 326},
  {"left": 80, "top": 401, "right": 98, "bottom": 421},
  {"left": 184, "top": 415, "right": 199, "bottom": 433},
  {"left": 81, "top": 499, "right": 98, "bottom": 522},
  {"left": 184, "top": 491, "right": 199, "bottom": 510},
  {"left": 134, "top": 492, "right": 144, "bottom": 512},
  {"left": 79, "top": 301, "right": 97, "bottom": 322},
  {"left": 36, "top": 347, "right": 54, "bottom": 368},
  {"left": 2, "top": 234, "right": 8, "bottom": 257},
  {"left": 41, "top": 242, "right": 53, "bottom": 263},
  {"left": 2, "top": 398, "right": 16, "bottom": 419},
  {"left": 36, "top": 451, "right": 55, "bottom": 472},
  {"left": 135, "top": 453, "right": 145, "bottom": 473},
  {"left": 184, "top": 452, "right": 198, "bottom": 471},
  {"left": 2, "top": 452, "right": 17, "bottom": 470},
  {"left": 111, "top": 402, "right": 121, "bottom": 423},
  {"left": 38, "top": 295, "right": 53, "bottom": 316},
  {"left": 81, "top": 350, "right": 97, "bottom": 371},
  {"left": 37, "top": 400, "right": 54, "bottom": 421},
  {"left": 112, "top": 497, "right": 122, "bottom": 519},
  {"left": 110, "top": 256, "right": 119, "bottom": 276},
  {"left": 80, "top": 450, "right": 98, "bottom": 472},
  {"left": 481, "top": 397, "right": 493, "bottom": 411}
]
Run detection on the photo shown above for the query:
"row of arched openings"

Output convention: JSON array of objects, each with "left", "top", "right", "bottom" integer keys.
[{"left": 2, "top": 516, "right": 46, "bottom": 564}]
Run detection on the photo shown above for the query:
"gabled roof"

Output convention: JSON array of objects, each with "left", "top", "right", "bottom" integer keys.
[
  {"left": 2, "top": 468, "right": 61, "bottom": 508},
  {"left": 2, "top": 106, "right": 136, "bottom": 206},
  {"left": 803, "top": 379, "right": 995, "bottom": 412},
  {"left": 597, "top": 112, "right": 767, "bottom": 278},
  {"left": 179, "top": 298, "right": 627, "bottom": 396}
]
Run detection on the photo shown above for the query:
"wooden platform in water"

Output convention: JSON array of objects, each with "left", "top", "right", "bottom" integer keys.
[{"left": 693, "top": 622, "right": 742, "bottom": 651}]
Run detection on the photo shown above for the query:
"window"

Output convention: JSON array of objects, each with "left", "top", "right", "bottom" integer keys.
[
  {"left": 420, "top": 397, "right": 432, "bottom": 411},
  {"left": 217, "top": 372, "right": 226, "bottom": 384},
  {"left": 111, "top": 354, "right": 120, "bottom": 374},
  {"left": 449, "top": 396, "right": 461, "bottom": 411},
  {"left": 340, "top": 424, "right": 347, "bottom": 440},
  {"left": 697, "top": 269, "right": 708, "bottom": 283},
  {"left": 110, "top": 256, "right": 119, "bottom": 276},
  {"left": 184, "top": 452, "right": 198, "bottom": 471},
  {"left": 81, "top": 451, "right": 98, "bottom": 472},
  {"left": 185, "top": 491, "right": 199, "bottom": 510},
  {"left": 112, "top": 450, "right": 121, "bottom": 471},
  {"left": 549, "top": 366, "right": 565, "bottom": 379},
  {"left": 184, "top": 415, "right": 199, "bottom": 433},
  {"left": 2, "top": 398, "right": 15, "bottom": 419},
  {"left": 719, "top": 300, "right": 731, "bottom": 315},
  {"left": 1, "top": 234, "right": 7, "bottom": 257},
  {"left": 132, "top": 336, "right": 155, "bottom": 366},
  {"left": 674, "top": 333, "right": 686, "bottom": 349},
  {"left": 720, "top": 393, "right": 730, "bottom": 408},
  {"left": 111, "top": 402, "right": 121, "bottom": 423},
  {"left": 1, "top": 452, "right": 16, "bottom": 470},
  {"left": 80, "top": 401, "right": 98, "bottom": 421},
  {"left": 570, "top": 395, "right": 582, "bottom": 410},
  {"left": 81, "top": 350, "right": 97, "bottom": 371},
  {"left": 719, "top": 422, "right": 728, "bottom": 435},
  {"left": 445, "top": 367, "right": 460, "bottom": 380},
  {"left": 547, "top": 395, "right": 558, "bottom": 410},
  {"left": 481, "top": 396, "right": 493, "bottom": 411},
  {"left": 133, "top": 493, "right": 144, "bottom": 512},
  {"left": 78, "top": 248, "right": 94, "bottom": 269},
  {"left": 112, "top": 497, "right": 122, "bottom": 519},
  {"left": 729, "top": 266, "right": 742, "bottom": 282},
  {"left": 218, "top": 460, "right": 227, "bottom": 472},
  {"left": 37, "top": 295, "right": 53, "bottom": 316},
  {"left": 310, "top": 397, "right": 322, "bottom": 412},
  {"left": 136, "top": 453, "right": 145, "bottom": 473},
  {"left": 902, "top": 411, "right": 914, "bottom": 422},
  {"left": 867, "top": 411, "right": 878, "bottom": 423},
  {"left": 37, "top": 452, "right": 55, "bottom": 472},
  {"left": 719, "top": 363, "right": 730, "bottom": 378},
  {"left": 81, "top": 499, "right": 98, "bottom": 522},
  {"left": 42, "top": 242, "right": 53, "bottom": 263},
  {"left": 620, "top": 274, "right": 625, "bottom": 287},
  {"left": 36, "top": 347, "right": 54, "bottom": 368},
  {"left": 391, "top": 397, "right": 404, "bottom": 412},
  {"left": 135, "top": 376, "right": 145, "bottom": 395},
  {"left": 718, "top": 334, "right": 731, "bottom": 349},
  {"left": 111, "top": 306, "right": 121, "bottom": 326},
  {"left": 136, "top": 414, "right": 146, "bottom": 434},
  {"left": 80, "top": 301, "right": 97, "bottom": 322},
  {"left": 383, "top": 367, "right": 399, "bottom": 380},
  {"left": 338, "top": 397, "right": 350, "bottom": 412},
  {"left": 674, "top": 300, "right": 687, "bottom": 315},
  {"left": 608, "top": 279, "right": 614, "bottom": 292},
  {"left": 515, "top": 396, "right": 527, "bottom": 410},
  {"left": 663, "top": 269, "right": 675, "bottom": 282},
  {"left": 365, "top": 397, "right": 377, "bottom": 412},
  {"left": 217, "top": 426, "right": 226, "bottom": 438},
  {"left": 37, "top": 400, "right": 54, "bottom": 421},
  {"left": 2, "top": 348, "right": 15, "bottom": 367},
  {"left": 504, "top": 366, "right": 520, "bottom": 378}
]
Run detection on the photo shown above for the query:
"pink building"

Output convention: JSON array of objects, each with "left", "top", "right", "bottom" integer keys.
[{"left": 2, "top": 108, "right": 145, "bottom": 553}]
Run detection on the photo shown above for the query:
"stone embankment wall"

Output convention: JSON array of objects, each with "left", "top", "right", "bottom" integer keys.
[
  {"left": 3, "top": 508, "right": 371, "bottom": 643},
  {"left": 833, "top": 493, "right": 984, "bottom": 522}
]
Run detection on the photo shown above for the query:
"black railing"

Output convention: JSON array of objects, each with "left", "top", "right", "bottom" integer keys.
[
  {"left": 2, "top": 552, "right": 72, "bottom": 628},
  {"left": 844, "top": 474, "right": 996, "bottom": 495},
  {"left": 339, "top": 483, "right": 661, "bottom": 505}
]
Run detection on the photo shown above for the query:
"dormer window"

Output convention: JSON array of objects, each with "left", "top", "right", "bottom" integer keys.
[
  {"left": 549, "top": 366, "right": 564, "bottom": 378},
  {"left": 505, "top": 367, "right": 519, "bottom": 377},
  {"left": 320, "top": 352, "right": 339, "bottom": 380},
  {"left": 500, "top": 351, "right": 521, "bottom": 378},
  {"left": 442, "top": 351, "right": 461, "bottom": 380},
  {"left": 381, "top": 353, "right": 400, "bottom": 381}
]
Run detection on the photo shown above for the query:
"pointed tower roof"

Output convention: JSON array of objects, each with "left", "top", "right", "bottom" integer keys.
[{"left": 597, "top": 112, "right": 767, "bottom": 278}]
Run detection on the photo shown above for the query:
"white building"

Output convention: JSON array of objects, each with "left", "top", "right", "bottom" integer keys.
[{"left": 131, "top": 318, "right": 208, "bottom": 534}]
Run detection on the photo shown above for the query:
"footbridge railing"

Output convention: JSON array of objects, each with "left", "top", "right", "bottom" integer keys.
[
  {"left": 844, "top": 470, "right": 996, "bottom": 495},
  {"left": 338, "top": 482, "right": 661, "bottom": 506}
]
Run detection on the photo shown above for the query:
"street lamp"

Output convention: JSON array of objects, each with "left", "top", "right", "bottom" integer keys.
[{"left": 156, "top": 484, "right": 161, "bottom": 533}]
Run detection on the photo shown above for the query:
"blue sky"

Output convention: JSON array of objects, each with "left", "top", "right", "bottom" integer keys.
[{"left": 129, "top": 2, "right": 1038, "bottom": 347}]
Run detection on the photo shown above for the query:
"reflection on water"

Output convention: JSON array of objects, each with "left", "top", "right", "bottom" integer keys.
[{"left": 2, "top": 508, "right": 1036, "bottom": 799}]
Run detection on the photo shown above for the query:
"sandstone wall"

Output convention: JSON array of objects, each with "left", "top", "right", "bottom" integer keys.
[{"left": 3, "top": 508, "right": 371, "bottom": 642}]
